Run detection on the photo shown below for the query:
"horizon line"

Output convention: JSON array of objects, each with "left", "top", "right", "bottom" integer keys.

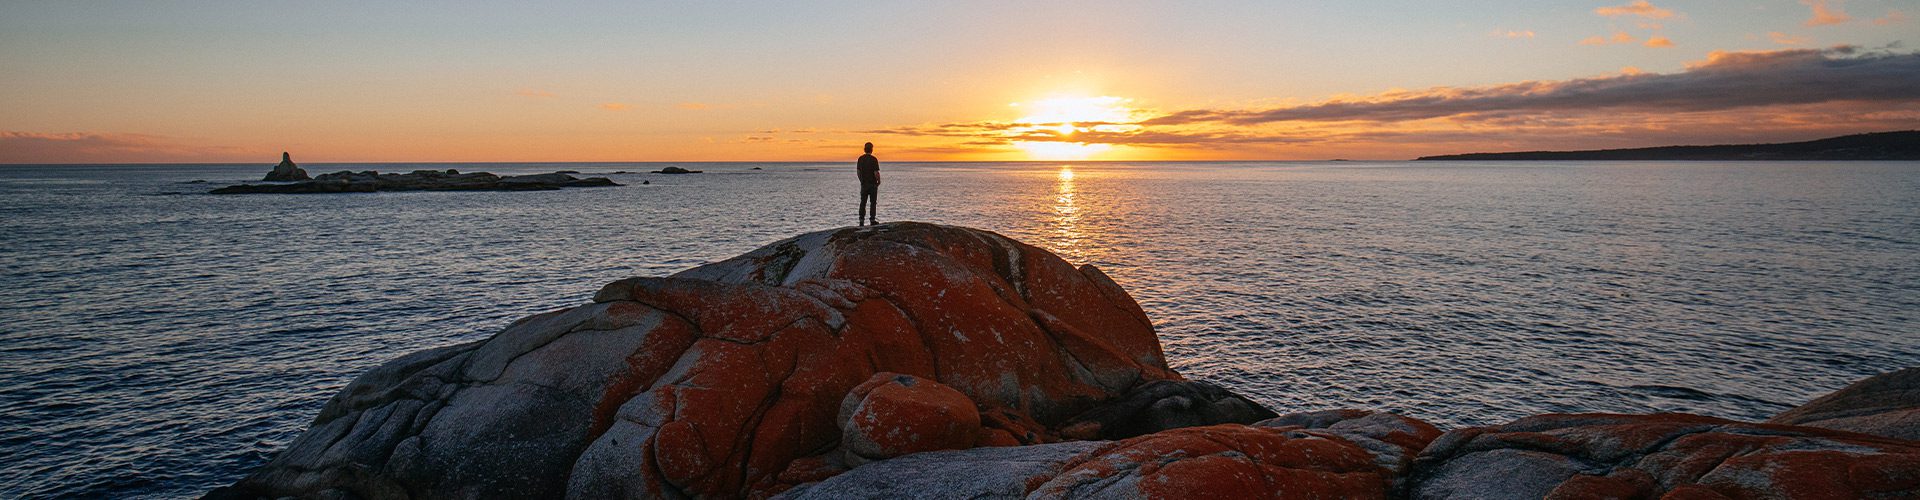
[{"left": 0, "top": 159, "right": 1416, "bottom": 166}]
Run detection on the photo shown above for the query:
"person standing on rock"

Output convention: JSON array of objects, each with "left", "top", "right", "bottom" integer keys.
[{"left": 857, "top": 142, "right": 881, "bottom": 226}]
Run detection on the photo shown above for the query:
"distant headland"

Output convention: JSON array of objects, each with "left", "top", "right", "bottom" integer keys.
[{"left": 1416, "top": 131, "right": 1920, "bottom": 161}]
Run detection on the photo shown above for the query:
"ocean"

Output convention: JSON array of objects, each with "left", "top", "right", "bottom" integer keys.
[{"left": 2, "top": 161, "right": 1915, "bottom": 498}]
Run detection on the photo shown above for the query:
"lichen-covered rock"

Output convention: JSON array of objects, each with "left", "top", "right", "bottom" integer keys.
[
  {"left": 838, "top": 372, "right": 981, "bottom": 463},
  {"left": 777, "top": 441, "right": 1105, "bottom": 499},
  {"left": 1769, "top": 367, "right": 1920, "bottom": 441},
  {"left": 779, "top": 409, "right": 1438, "bottom": 499},
  {"left": 1031, "top": 424, "right": 1396, "bottom": 499},
  {"left": 1256, "top": 409, "right": 1441, "bottom": 491},
  {"left": 214, "top": 222, "right": 1184, "bottom": 499},
  {"left": 1405, "top": 413, "right": 1920, "bottom": 499}
]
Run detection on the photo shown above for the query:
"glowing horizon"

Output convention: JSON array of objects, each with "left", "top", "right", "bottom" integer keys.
[{"left": 2, "top": 1, "right": 1916, "bottom": 163}]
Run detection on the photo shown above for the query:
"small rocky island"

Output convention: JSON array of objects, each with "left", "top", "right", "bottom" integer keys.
[
  {"left": 213, "top": 169, "right": 619, "bottom": 194},
  {"left": 210, "top": 223, "right": 1920, "bottom": 499},
  {"left": 262, "top": 152, "right": 310, "bottom": 181}
]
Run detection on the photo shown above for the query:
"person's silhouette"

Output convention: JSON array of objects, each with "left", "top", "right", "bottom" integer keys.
[{"left": 857, "top": 142, "right": 880, "bottom": 225}]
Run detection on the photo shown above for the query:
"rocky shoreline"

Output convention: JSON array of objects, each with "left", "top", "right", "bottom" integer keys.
[
  {"left": 208, "top": 223, "right": 1920, "bottom": 499},
  {"left": 211, "top": 169, "right": 619, "bottom": 194}
]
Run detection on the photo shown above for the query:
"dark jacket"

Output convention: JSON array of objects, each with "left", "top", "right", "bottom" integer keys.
[{"left": 857, "top": 154, "right": 880, "bottom": 186}]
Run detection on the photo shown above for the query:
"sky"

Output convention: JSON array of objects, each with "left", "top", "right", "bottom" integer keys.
[{"left": 2, "top": 0, "right": 1916, "bottom": 162}]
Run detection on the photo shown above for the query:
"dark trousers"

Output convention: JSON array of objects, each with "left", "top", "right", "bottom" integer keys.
[{"left": 859, "top": 184, "right": 878, "bottom": 222}]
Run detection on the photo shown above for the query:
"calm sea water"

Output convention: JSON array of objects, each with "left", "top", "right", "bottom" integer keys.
[{"left": 2, "top": 161, "right": 1916, "bottom": 497}]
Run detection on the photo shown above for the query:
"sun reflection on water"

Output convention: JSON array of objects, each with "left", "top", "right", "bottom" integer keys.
[{"left": 1050, "top": 166, "right": 1085, "bottom": 260}]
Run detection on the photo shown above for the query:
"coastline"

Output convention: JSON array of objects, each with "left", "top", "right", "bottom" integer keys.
[{"left": 1415, "top": 131, "right": 1920, "bottom": 161}]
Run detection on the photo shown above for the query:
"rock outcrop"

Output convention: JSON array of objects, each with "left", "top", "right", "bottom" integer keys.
[
  {"left": 1769, "top": 367, "right": 1920, "bottom": 441},
  {"left": 784, "top": 409, "right": 1440, "bottom": 499},
  {"left": 1404, "top": 413, "right": 1920, "bottom": 499},
  {"left": 213, "top": 222, "right": 1262, "bottom": 499},
  {"left": 213, "top": 170, "right": 618, "bottom": 194},
  {"left": 262, "top": 152, "right": 310, "bottom": 181},
  {"left": 651, "top": 166, "right": 702, "bottom": 174}
]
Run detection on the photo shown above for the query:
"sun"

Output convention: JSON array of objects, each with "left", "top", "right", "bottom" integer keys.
[
  {"left": 1007, "top": 95, "right": 1142, "bottom": 160},
  {"left": 1014, "top": 96, "right": 1135, "bottom": 125}
]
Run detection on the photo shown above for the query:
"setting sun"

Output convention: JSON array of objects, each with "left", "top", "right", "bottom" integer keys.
[
  {"left": 1014, "top": 96, "right": 1136, "bottom": 124},
  {"left": 1009, "top": 95, "right": 1143, "bottom": 160}
]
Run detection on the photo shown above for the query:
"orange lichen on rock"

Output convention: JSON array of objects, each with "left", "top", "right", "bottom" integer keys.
[
  {"left": 1255, "top": 409, "right": 1442, "bottom": 490},
  {"left": 1032, "top": 424, "right": 1394, "bottom": 499},
  {"left": 838, "top": 372, "right": 982, "bottom": 462},
  {"left": 1407, "top": 413, "right": 1920, "bottom": 499},
  {"left": 214, "top": 223, "right": 1199, "bottom": 499}
]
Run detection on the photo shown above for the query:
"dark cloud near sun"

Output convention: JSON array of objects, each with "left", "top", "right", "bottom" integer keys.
[{"left": 1146, "top": 47, "right": 1920, "bottom": 126}]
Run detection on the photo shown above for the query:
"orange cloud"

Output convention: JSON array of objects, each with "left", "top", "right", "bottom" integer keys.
[
  {"left": 1493, "top": 30, "right": 1536, "bottom": 39},
  {"left": 1595, "top": 1, "right": 1675, "bottom": 19},
  {"left": 1768, "top": 32, "right": 1812, "bottom": 45},
  {"left": 1801, "top": 0, "right": 1851, "bottom": 26},
  {"left": 1644, "top": 35, "right": 1674, "bottom": 48},
  {"left": 597, "top": 102, "right": 630, "bottom": 111},
  {"left": 515, "top": 88, "right": 555, "bottom": 98},
  {"left": 1581, "top": 31, "right": 1638, "bottom": 45},
  {"left": 676, "top": 102, "right": 711, "bottom": 110},
  {"left": 1873, "top": 10, "right": 1907, "bottom": 25}
]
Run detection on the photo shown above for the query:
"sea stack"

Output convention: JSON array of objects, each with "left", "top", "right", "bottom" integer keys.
[{"left": 262, "top": 152, "right": 310, "bottom": 181}]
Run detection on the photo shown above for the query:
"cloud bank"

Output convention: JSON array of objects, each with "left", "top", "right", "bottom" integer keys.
[
  {"left": 0, "top": 132, "right": 251, "bottom": 163},
  {"left": 860, "top": 47, "right": 1920, "bottom": 157},
  {"left": 1144, "top": 47, "right": 1919, "bottom": 125}
]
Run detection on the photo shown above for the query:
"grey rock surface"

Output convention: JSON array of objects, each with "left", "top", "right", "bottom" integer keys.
[
  {"left": 1769, "top": 367, "right": 1920, "bottom": 441},
  {"left": 777, "top": 442, "right": 1102, "bottom": 500},
  {"left": 1404, "top": 412, "right": 1920, "bottom": 499},
  {"left": 1256, "top": 409, "right": 1441, "bottom": 490}
]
